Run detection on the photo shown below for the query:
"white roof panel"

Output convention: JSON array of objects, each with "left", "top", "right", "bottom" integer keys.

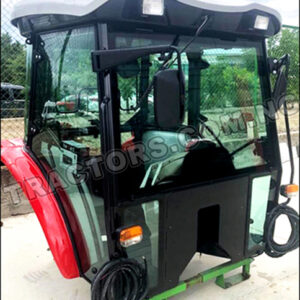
[
  {"left": 11, "top": 0, "right": 282, "bottom": 26},
  {"left": 11, "top": 0, "right": 109, "bottom": 21},
  {"left": 178, "top": 0, "right": 281, "bottom": 23}
]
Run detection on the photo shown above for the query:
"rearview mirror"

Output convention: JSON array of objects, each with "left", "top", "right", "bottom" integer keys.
[
  {"left": 273, "top": 68, "right": 288, "bottom": 108},
  {"left": 269, "top": 54, "right": 290, "bottom": 111},
  {"left": 154, "top": 69, "right": 184, "bottom": 129}
]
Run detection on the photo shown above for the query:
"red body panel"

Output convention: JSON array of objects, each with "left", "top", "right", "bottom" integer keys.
[{"left": 1, "top": 139, "right": 80, "bottom": 279}]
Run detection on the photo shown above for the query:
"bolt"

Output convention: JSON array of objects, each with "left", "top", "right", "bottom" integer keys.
[
  {"left": 103, "top": 96, "right": 110, "bottom": 104},
  {"left": 92, "top": 267, "right": 98, "bottom": 274},
  {"left": 112, "top": 252, "right": 120, "bottom": 259}
]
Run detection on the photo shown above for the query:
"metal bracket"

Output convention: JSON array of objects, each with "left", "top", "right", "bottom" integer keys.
[
  {"left": 32, "top": 50, "right": 42, "bottom": 63},
  {"left": 268, "top": 54, "right": 290, "bottom": 75},
  {"left": 25, "top": 37, "right": 33, "bottom": 45},
  {"left": 149, "top": 258, "right": 254, "bottom": 300},
  {"left": 91, "top": 51, "right": 102, "bottom": 73},
  {"left": 215, "top": 262, "right": 251, "bottom": 289}
]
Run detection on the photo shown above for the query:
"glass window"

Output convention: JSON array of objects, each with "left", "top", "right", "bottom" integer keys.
[
  {"left": 199, "top": 47, "right": 266, "bottom": 169},
  {"left": 115, "top": 33, "right": 268, "bottom": 196},
  {"left": 248, "top": 176, "right": 271, "bottom": 249},
  {"left": 31, "top": 26, "right": 108, "bottom": 278}
]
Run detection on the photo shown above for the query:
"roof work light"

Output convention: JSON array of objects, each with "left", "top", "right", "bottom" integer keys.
[
  {"left": 143, "top": 0, "right": 165, "bottom": 16},
  {"left": 254, "top": 15, "right": 270, "bottom": 30}
]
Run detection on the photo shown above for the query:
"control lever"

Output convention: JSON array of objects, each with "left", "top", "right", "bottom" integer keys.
[{"left": 199, "top": 113, "right": 208, "bottom": 123}]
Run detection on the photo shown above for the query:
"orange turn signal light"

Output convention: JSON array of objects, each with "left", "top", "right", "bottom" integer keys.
[
  {"left": 280, "top": 184, "right": 299, "bottom": 198},
  {"left": 119, "top": 225, "right": 143, "bottom": 248}
]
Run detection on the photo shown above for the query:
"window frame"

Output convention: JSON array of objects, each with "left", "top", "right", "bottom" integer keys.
[
  {"left": 26, "top": 22, "right": 112, "bottom": 281},
  {"left": 109, "top": 30, "right": 282, "bottom": 199}
]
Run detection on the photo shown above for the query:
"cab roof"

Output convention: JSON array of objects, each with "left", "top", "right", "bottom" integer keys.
[{"left": 11, "top": 0, "right": 282, "bottom": 38}]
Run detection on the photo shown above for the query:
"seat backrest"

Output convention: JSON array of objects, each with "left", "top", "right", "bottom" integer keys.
[{"left": 142, "top": 130, "right": 190, "bottom": 168}]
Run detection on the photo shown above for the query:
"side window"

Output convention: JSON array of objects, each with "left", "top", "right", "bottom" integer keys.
[
  {"left": 248, "top": 176, "right": 271, "bottom": 249},
  {"left": 200, "top": 48, "right": 266, "bottom": 169},
  {"left": 31, "top": 27, "right": 109, "bottom": 278},
  {"left": 33, "top": 27, "right": 100, "bottom": 153}
]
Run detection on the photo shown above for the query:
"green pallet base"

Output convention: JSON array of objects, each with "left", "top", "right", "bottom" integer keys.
[{"left": 149, "top": 258, "right": 253, "bottom": 300}]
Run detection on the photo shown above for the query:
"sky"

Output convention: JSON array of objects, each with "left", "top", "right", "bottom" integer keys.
[
  {"left": 1, "top": 0, "right": 299, "bottom": 43},
  {"left": 210, "top": 0, "right": 299, "bottom": 26}
]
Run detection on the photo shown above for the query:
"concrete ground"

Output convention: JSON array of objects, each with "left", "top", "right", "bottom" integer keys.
[{"left": 1, "top": 143, "right": 299, "bottom": 300}]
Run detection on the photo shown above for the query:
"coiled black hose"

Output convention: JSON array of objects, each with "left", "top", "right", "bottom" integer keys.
[
  {"left": 264, "top": 203, "right": 299, "bottom": 258},
  {"left": 91, "top": 258, "right": 148, "bottom": 300}
]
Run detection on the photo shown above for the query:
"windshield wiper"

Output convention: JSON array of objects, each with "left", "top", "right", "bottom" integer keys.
[
  {"left": 197, "top": 115, "right": 226, "bottom": 150},
  {"left": 230, "top": 139, "right": 259, "bottom": 157}
]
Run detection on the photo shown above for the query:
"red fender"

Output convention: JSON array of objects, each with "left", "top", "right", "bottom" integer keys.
[{"left": 1, "top": 139, "right": 89, "bottom": 279}]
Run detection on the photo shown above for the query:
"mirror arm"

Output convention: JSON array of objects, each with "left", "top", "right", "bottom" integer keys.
[
  {"left": 270, "top": 54, "right": 294, "bottom": 195},
  {"left": 268, "top": 54, "right": 290, "bottom": 76},
  {"left": 280, "top": 55, "right": 294, "bottom": 190},
  {"left": 283, "top": 99, "right": 295, "bottom": 190}
]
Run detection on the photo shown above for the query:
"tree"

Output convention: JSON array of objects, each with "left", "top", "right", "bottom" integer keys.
[{"left": 1, "top": 32, "right": 26, "bottom": 95}]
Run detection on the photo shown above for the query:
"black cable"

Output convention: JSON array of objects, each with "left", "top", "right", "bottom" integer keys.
[
  {"left": 264, "top": 203, "right": 299, "bottom": 258},
  {"left": 166, "top": 15, "right": 209, "bottom": 68},
  {"left": 91, "top": 258, "right": 148, "bottom": 300}
]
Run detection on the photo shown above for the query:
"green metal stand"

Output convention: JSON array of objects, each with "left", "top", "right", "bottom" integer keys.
[{"left": 149, "top": 258, "right": 253, "bottom": 300}]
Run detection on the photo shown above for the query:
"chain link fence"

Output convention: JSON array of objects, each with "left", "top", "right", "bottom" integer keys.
[
  {"left": 1, "top": 0, "right": 299, "bottom": 141},
  {"left": 1, "top": 0, "right": 26, "bottom": 140}
]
